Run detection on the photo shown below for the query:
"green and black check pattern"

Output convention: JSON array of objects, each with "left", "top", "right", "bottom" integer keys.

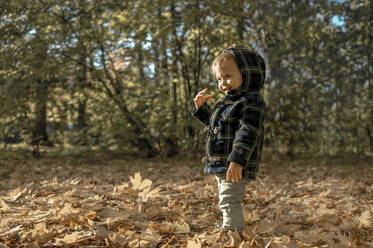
[{"left": 192, "top": 48, "right": 266, "bottom": 180}]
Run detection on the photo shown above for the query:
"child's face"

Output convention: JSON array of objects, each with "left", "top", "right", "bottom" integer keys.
[{"left": 213, "top": 59, "right": 243, "bottom": 94}]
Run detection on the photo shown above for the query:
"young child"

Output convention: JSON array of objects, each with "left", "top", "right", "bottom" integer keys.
[{"left": 191, "top": 45, "right": 266, "bottom": 237}]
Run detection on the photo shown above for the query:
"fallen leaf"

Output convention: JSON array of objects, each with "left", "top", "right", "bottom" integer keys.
[
  {"left": 148, "top": 221, "right": 190, "bottom": 234},
  {"left": 31, "top": 223, "right": 53, "bottom": 245},
  {"left": 149, "top": 221, "right": 170, "bottom": 233},
  {"left": 227, "top": 230, "right": 242, "bottom": 247},
  {"left": 0, "top": 198, "right": 10, "bottom": 212},
  {"left": 256, "top": 220, "right": 277, "bottom": 234},
  {"left": 358, "top": 210, "right": 373, "bottom": 229},
  {"left": 171, "top": 222, "right": 190, "bottom": 234},
  {"left": 130, "top": 172, "right": 152, "bottom": 191},
  {"left": 54, "top": 231, "right": 93, "bottom": 245},
  {"left": 188, "top": 239, "right": 202, "bottom": 248}
]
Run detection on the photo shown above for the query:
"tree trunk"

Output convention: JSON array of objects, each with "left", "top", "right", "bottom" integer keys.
[
  {"left": 34, "top": 80, "right": 50, "bottom": 146},
  {"left": 236, "top": 0, "right": 245, "bottom": 41},
  {"left": 76, "top": 49, "right": 88, "bottom": 145},
  {"left": 367, "top": 125, "right": 373, "bottom": 153},
  {"left": 77, "top": 100, "right": 87, "bottom": 130},
  {"left": 94, "top": 42, "right": 159, "bottom": 157},
  {"left": 367, "top": 1, "right": 373, "bottom": 152},
  {"left": 171, "top": 2, "right": 194, "bottom": 144}
]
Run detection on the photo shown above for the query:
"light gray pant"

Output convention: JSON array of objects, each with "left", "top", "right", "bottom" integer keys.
[{"left": 215, "top": 174, "right": 247, "bottom": 232}]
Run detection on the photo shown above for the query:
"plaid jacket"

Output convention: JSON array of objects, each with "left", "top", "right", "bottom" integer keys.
[{"left": 191, "top": 48, "right": 266, "bottom": 180}]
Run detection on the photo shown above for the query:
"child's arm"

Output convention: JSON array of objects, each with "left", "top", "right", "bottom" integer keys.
[
  {"left": 191, "top": 88, "right": 213, "bottom": 126},
  {"left": 227, "top": 101, "right": 265, "bottom": 173}
]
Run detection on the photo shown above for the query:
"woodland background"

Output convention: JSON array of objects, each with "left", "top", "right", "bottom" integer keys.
[
  {"left": 0, "top": 0, "right": 372, "bottom": 158},
  {"left": 1, "top": 1, "right": 373, "bottom": 247}
]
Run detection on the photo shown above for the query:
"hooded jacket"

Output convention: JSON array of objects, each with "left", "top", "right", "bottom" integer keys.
[{"left": 191, "top": 48, "right": 266, "bottom": 180}]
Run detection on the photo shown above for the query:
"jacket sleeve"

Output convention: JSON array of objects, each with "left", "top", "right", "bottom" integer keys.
[
  {"left": 227, "top": 102, "right": 265, "bottom": 167},
  {"left": 191, "top": 103, "right": 212, "bottom": 126}
]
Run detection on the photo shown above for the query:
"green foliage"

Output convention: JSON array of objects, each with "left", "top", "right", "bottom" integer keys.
[{"left": 0, "top": 0, "right": 372, "bottom": 156}]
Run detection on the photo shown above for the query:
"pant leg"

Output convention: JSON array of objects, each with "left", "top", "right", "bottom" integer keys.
[{"left": 215, "top": 174, "right": 247, "bottom": 232}]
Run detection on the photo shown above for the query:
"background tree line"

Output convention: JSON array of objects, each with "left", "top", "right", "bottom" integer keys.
[{"left": 0, "top": 0, "right": 372, "bottom": 158}]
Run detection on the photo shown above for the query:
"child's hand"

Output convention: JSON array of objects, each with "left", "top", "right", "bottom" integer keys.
[
  {"left": 226, "top": 162, "right": 243, "bottom": 182},
  {"left": 194, "top": 88, "right": 212, "bottom": 109}
]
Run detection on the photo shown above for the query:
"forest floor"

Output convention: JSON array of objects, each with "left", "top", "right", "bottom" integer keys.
[{"left": 0, "top": 150, "right": 372, "bottom": 248}]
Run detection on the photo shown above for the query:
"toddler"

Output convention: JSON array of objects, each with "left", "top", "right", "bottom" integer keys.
[{"left": 191, "top": 45, "right": 266, "bottom": 236}]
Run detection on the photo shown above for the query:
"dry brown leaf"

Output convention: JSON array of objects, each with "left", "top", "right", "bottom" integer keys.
[
  {"left": 146, "top": 186, "right": 163, "bottom": 199},
  {"left": 114, "top": 182, "right": 129, "bottom": 192},
  {"left": 0, "top": 198, "right": 10, "bottom": 212},
  {"left": 109, "top": 232, "right": 132, "bottom": 246},
  {"left": 337, "top": 232, "right": 353, "bottom": 246},
  {"left": 320, "top": 232, "right": 338, "bottom": 245},
  {"left": 227, "top": 230, "right": 242, "bottom": 247},
  {"left": 105, "top": 217, "right": 128, "bottom": 231},
  {"left": 139, "top": 185, "right": 152, "bottom": 202},
  {"left": 59, "top": 202, "right": 81, "bottom": 215},
  {"left": 30, "top": 223, "right": 54, "bottom": 245},
  {"left": 85, "top": 210, "right": 98, "bottom": 220},
  {"left": 149, "top": 221, "right": 170, "bottom": 233},
  {"left": 145, "top": 205, "right": 168, "bottom": 219},
  {"left": 54, "top": 230, "right": 93, "bottom": 245},
  {"left": 187, "top": 238, "right": 202, "bottom": 248},
  {"left": 128, "top": 239, "right": 149, "bottom": 248},
  {"left": 294, "top": 230, "right": 320, "bottom": 245},
  {"left": 7, "top": 186, "right": 22, "bottom": 198},
  {"left": 98, "top": 207, "right": 131, "bottom": 218},
  {"left": 8, "top": 185, "right": 30, "bottom": 202},
  {"left": 0, "top": 224, "right": 24, "bottom": 237},
  {"left": 2, "top": 155, "right": 373, "bottom": 247},
  {"left": 358, "top": 210, "right": 373, "bottom": 229},
  {"left": 256, "top": 220, "right": 277, "bottom": 234},
  {"left": 246, "top": 209, "right": 260, "bottom": 223},
  {"left": 172, "top": 222, "right": 191, "bottom": 234},
  {"left": 239, "top": 242, "right": 252, "bottom": 248},
  {"left": 139, "top": 231, "right": 162, "bottom": 246},
  {"left": 94, "top": 226, "right": 110, "bottom": 239},
  {"left": 148, "top": 221, "right": 190, "bottom": 234}
]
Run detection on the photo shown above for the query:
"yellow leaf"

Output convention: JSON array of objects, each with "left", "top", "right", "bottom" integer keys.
[{"left": 130, "top": 172, "right": 152, "bottom": 190}]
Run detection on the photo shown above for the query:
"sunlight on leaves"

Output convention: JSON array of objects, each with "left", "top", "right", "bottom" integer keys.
[{"left": 130, "top": 171, "right": 152, "bottom": 191}]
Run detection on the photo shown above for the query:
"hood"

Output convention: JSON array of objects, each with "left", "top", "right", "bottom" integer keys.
[{"left": 222, "top": 47, "right": 266, "bottom": 96}]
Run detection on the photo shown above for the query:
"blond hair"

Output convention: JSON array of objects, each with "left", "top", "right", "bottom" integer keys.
[{"left": 211, "top": 44, "right": 237, "bottom": 76}]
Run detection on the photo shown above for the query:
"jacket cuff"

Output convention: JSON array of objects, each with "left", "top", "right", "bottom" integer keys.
[
  {"left": 191, "top": 104, "right": 210, "bottom": 124},
  {"left": 227, "top": 146, "right": 249, "bottom": 167}
]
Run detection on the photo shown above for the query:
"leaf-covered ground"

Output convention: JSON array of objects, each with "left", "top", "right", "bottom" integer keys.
[{"left": 0, "top": 151, "right": 372, "bottom": 247}]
